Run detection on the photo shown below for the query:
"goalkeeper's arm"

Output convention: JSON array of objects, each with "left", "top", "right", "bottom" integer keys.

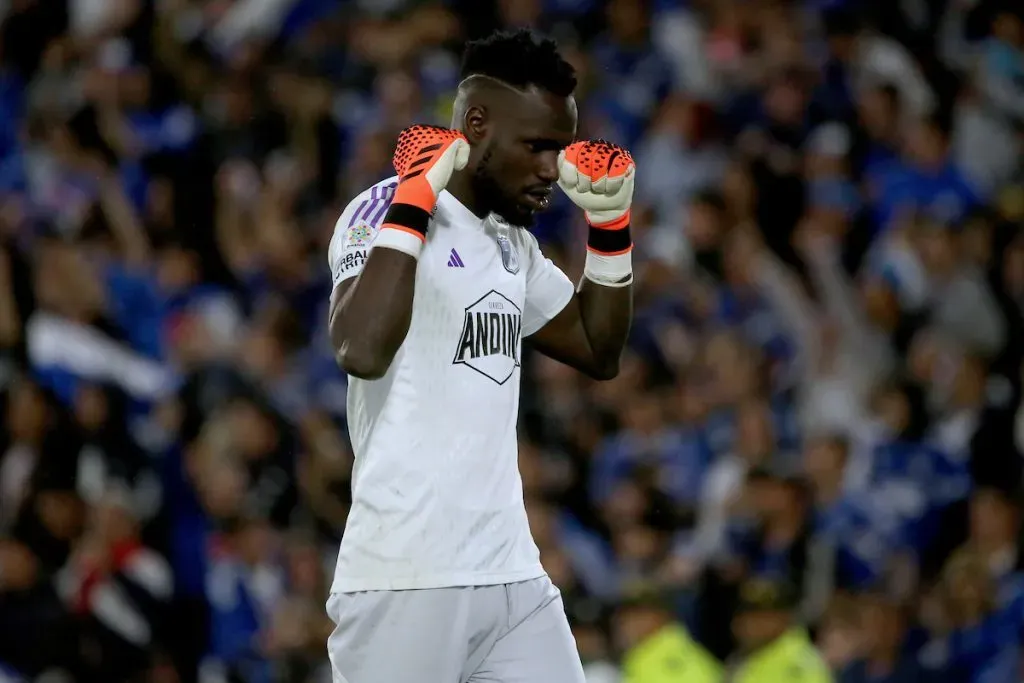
[{"left": 330, "top": 125, "right": 469, "bottom": 379}]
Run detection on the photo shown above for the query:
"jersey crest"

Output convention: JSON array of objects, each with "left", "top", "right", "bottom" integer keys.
[
  {"left": 496, "top": 234, "right": 520, "bottom": 274},
  {"left": 452, "top": 290, "right": 522, "bottom": 385}
]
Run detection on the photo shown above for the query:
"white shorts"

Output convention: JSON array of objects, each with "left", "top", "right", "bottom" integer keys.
[{"left": 326, "top": 576, "right": 586, "bottom": 683}]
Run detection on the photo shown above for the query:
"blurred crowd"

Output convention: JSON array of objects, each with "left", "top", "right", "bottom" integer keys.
[{"left": 1, "top": 0, "right": 1024, "bottom": 681}]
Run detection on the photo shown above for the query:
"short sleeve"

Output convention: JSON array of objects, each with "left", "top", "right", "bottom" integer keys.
[
  {"left": 328, "top": 179, "right": 398, "bottom": 287},
  {"left": 521, "top": 232, "right": 574, "bottom": 337}
]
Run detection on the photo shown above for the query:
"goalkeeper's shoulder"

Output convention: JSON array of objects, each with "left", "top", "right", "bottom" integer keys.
[
  {"left": 328, "top": 177, "right": 400, "bottom": 278},
  {"left": 330, "top": 178, "right": 400, "bottom": 250},
  {"left": 335, "top": 177, "right": 401, "bottom": 233}
]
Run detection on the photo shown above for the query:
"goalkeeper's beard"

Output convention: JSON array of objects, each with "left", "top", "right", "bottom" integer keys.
[{"left": 472, "top": 148, "right": 536, "bottom": 228}]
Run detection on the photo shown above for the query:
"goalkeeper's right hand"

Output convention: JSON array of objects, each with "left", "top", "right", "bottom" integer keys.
[
  {"left": 376, "top": 125, "right": 469, "bottom": 255},
  {"left": 392, "top": 125, "right": 470, "bottom": 216}
]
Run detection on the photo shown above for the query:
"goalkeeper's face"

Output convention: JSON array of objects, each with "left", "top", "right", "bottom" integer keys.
[{"left": 471, "top": 88, "right": 577, "bottom": 227}]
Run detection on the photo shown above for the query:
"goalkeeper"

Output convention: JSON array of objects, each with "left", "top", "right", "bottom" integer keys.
[{"left": 324, "top": 28, "right": 636, "bottom": 683}]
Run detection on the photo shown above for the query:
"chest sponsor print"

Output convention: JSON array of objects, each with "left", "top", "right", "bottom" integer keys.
[{"left": 452, "top": 290, "right": 522, "bottom": 384}]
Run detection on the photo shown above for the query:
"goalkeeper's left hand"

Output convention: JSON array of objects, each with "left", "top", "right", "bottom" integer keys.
[{"left": 557, "top": 139, "right": 635, "bottom": 232}]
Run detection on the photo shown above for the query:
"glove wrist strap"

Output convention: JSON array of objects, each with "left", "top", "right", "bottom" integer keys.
[
  {"left": 586, "top": 216, "right": 632, "bottom": 257},
  {"left": 375, "top": 202, "right": 431, "bottom": 258},
  {"left": 585, "top": 209, "right": 632, "bottom": 286}
]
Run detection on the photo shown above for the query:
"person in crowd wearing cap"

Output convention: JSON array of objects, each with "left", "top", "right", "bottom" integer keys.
[
  {"left": 616, "top": 583, "right": 721, "bottom": 683},
  {"left": 727, "top": 577, "right": 833, "bottom": 682},
  {"left": 727, "top": 467, "right": 836, "bottom": 624}
]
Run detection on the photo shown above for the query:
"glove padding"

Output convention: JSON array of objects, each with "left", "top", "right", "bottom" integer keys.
[
  {"left": 557, "top": 140, "right": 635, "bottom": 227},
  {"left": 392, "top": 125, "right": 470, "bottom": 213}
]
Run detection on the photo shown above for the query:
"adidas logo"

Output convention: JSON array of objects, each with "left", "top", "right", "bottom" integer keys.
[{"left": 447, "top": 248, "right": 465, "bottom": 268}]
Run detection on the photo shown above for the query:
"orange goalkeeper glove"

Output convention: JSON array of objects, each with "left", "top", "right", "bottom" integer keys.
[
  {"left": 376, "top": 125, "right": 470, "bottom": 256},
  {"left": 558, "top": 139, "right": 636, "bottom": 285},
  {"left": 558, "top": 139, "right": 635, "bottom": 255}
]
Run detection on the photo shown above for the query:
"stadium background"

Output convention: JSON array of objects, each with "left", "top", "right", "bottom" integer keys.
[{"left": 1, "top": 0, "right": 1024, "bottom": 681}]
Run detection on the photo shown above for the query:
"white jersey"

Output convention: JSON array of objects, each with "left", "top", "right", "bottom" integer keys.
[{"left": 327, "top": 177, "right": 574, "bottom": 592}]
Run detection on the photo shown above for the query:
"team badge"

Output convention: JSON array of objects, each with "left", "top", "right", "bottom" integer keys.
[
  {"left": 346, "top": 222, "right": 374, "bottom": 247},
  {"left": 496, "top": 234, "right": 520, "bottom": 274}
]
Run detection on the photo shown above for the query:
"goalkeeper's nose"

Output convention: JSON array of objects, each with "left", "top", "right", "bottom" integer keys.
[{"left": 536, "top": 151, "right": 559, "bottom": 184}]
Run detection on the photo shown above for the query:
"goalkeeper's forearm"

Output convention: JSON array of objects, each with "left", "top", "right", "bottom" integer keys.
[
  {"left": 329, "top": 205, "right": 429, "bottom": 380},
  {"left": 574, "top": 228, "right": 634, "bottom": 378},
  {"left": 575, "top": 275, "right": 633, "bottom": 376}
]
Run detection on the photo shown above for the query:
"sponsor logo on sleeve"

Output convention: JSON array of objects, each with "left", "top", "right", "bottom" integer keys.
[
  {"left": 334, "top": 249, "right": 369, "bottom": 284},
  {"left": 345, "top": 222, "right": 375, "bottom": 247}
]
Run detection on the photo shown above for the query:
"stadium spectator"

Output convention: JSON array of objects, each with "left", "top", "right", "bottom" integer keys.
[
  {"left": 838, "top": 592, "right": 927, "bottom": 683},
  {"left": 616, "top": 586, "right": 721, "bottom": 683},
  {"left": 726, "top": 577, "right": 832, "bottom": 681}
]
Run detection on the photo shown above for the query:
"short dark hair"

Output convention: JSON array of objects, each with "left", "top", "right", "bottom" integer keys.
[{"left": 460, "top": 29, "right": 577, "bottom": 97}]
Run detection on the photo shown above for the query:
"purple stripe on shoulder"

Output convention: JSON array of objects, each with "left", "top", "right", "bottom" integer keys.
[
  {"left": 348, "top": 191, "right": 370, "bottom": 228},
  {"left": 359, "top": 185, "right": 382, "bottom": 222},
  {"left": 370, "top": 183, "right": 397, "bottom": 225}
]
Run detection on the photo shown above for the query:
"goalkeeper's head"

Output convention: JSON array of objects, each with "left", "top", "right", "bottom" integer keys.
[{"left": 451, "top": 28, "right": 578, "bottom": 227}]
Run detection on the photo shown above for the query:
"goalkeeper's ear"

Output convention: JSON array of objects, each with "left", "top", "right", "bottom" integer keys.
[
  {"left": 463, "top": 104, "right": 488, "bottom": 145},
  {"left": 453, "top": 79, "right": 495, "bottom": 147}
]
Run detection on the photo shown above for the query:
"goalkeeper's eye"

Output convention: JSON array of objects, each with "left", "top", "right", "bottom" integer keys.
[{"left": 524, "top": 139, "right": 562, "bottom": 154}]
